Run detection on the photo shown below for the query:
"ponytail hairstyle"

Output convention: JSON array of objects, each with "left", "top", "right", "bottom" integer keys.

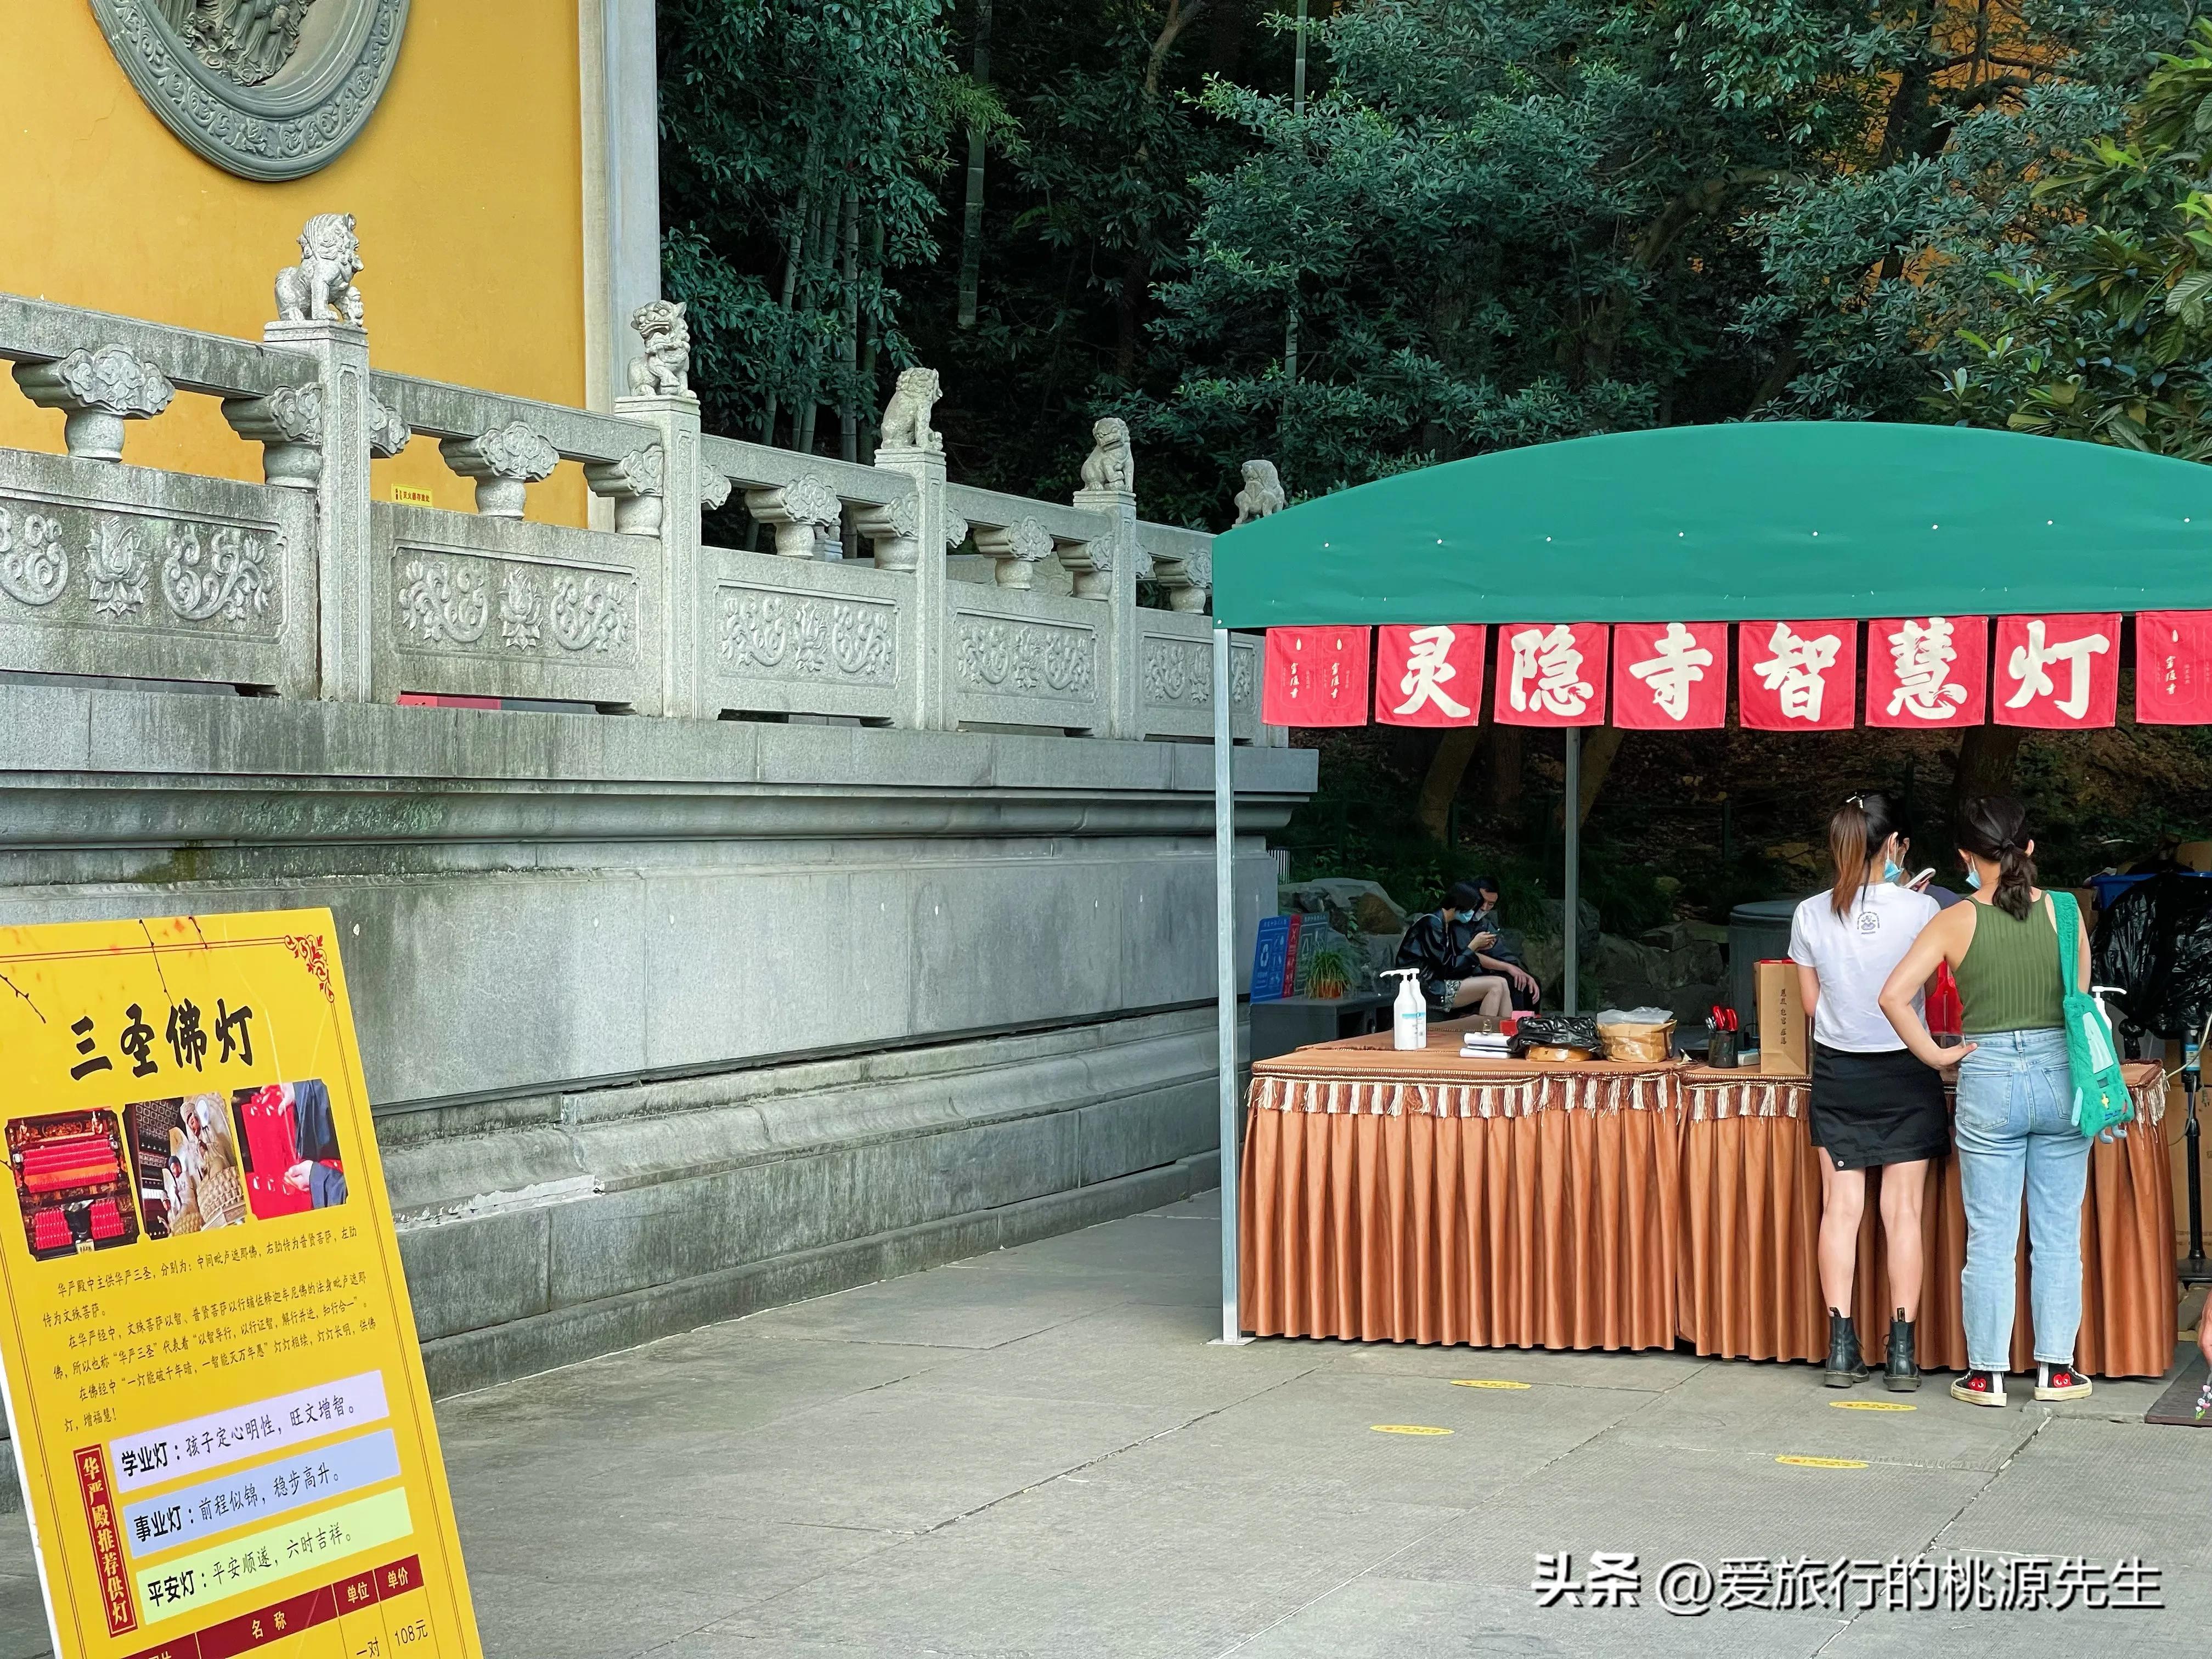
[
  {"left": 1828, "top": 792, "right": 1908, "bottom": 919},
  {"left": 1956, "top": 794, "right": 2036, "bottom": 921}
]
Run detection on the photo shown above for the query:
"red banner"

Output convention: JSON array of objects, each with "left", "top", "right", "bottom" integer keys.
[
  {"left": 1611, "top": 622, "right": 1726, "bottom": 729},
  {"left": 75, "top": 1445, "right": 136, "bottom": 1637},
  {"left": 1374, "top": 624, "right": 1485, "bottom": 726},
  {"left": 1739, "top": 620, "right": 1857, "bottom": 730},
  {"left": 2136, "top": 611, "right": 2212, "bottom": 724},
  {"left": 1865, "top": 616, "right": 1989, "bottom": 727},
  {"left": 1494, "top": 623, "right": 1607, "bottom": 726},
  {"left": 1994, "top": 612, "right": 2119, "bottom": 728},
  {"left": 1261, "top": 627, "right": 1371, "bottom": 726}
]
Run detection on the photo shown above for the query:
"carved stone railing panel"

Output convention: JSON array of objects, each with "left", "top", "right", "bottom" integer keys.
[
  {"left": 0, "top": 280, "right": 1277, "bottom": 742},
  {"left": 1135, "top": 607, "right": 1260, "bottom": 742},
  {"left": 947, "top": 586, "right": 1108, "bottom": 735},
  {"left": 700, "top": 543, "right": 909, "bottom": 724},
  {"left": 370, "top": 504, "right": 661, "bottom": 713},
  {"left": 0, "top": 449, "right": 314, "bottom": 694}
]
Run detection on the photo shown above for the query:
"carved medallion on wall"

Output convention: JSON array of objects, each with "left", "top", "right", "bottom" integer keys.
[{"left": 91, "top": 1, "right": 410, "bottom": 182}]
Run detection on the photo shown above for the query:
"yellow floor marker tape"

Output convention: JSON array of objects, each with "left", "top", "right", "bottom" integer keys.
[
  {"left": 1452, "top": 1379, "right": 1532, "bottom": 1390},
  {"left": 1830, "top": 1400, "right": 1916, "bottom": 1411},
  {"left": 1372, "top": 1424, "right": 1454, "bottom": 1436},
  {"left": 1777, "top": 1454, "right": 1869, "bottom": 1468}
]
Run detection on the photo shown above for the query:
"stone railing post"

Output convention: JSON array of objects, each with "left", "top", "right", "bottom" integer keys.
[
  {"left": 859, "top": 362, "right": 954, "bottom": 729},
  {"left": 613, "top": 299, "right": 704, "bottom": 718},
  {"left": 227, "top": 215, "right": 383, "bottom": 701},
  {"left": 869, "top": 453, "right": 950, "bottom": 730},
  {"left": 1073, "top": 418, "right": 1141, "bottom": 739}
]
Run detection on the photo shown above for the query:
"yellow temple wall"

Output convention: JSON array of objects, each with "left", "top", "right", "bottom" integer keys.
[{"left": 0, "top": 5, "right": 594, "bottom": 525}]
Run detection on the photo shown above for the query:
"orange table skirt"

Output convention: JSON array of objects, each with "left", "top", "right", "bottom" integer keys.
[
  {"left": 1238, "top": 1052, "right": 2176, "bottom": 1378},
  {"left": 1681, "top": 1076, "right": 2177, "bottom": 1376}
]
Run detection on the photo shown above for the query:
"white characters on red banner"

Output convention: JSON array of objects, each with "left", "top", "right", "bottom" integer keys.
[
  {"left": 1625, "top": 623, "right": 1714, "bottom": 722},
  {"left": 1507, "top": 625, "right": 1593, "bottom": 718},
  {"left": 1887, "top": 617, "right": 1966, "bottom": 720},
  {"left": 1753, "top": 623, "right": 1842, "bottom": 721},
  {"left": 1994, "top": 613, "right": 2117, "bottom": 728},
  {"left": 1740, "top": 619, "right": 1855, "bottom": 730},
  {"left": 1374, "top": 624, "right": 1483, "bottom": 727},
  {"left": 2005, "top": 618, "right": 2108, "bottom": 720},
  {"left": 1394, "top": 625, "right": 1471, "bottom": 719},
  {"left": 1865, "top": 616, "right": 1987, "bottom": 728}
]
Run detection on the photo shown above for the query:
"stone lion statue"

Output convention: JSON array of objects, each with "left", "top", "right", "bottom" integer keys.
[
  {"left": 1080, "top": 417, "right": 1135, "bottom": 493},
  {"left": 878, "top": 367, "right": 942, "bottom": 452},
  {"left": 274, "top": 212, "right": 365, "bottom": 326},
  {"left": 1233, "top": 459, "right": 1286, "bottom": 526},
  {"left": 628, "top": 300, "right": 691, "bottom": 397}
]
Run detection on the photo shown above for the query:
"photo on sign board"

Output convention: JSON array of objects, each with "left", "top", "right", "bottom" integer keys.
[
  {"left": 6, "top": 1108, "right": 141, "bottom": 1261},
  {"left": 231, "top": 1079, "right": 351, "bottom": 1220},
  {"left": 125, "top": 1092, "right": 249, "bottom": 1239}
]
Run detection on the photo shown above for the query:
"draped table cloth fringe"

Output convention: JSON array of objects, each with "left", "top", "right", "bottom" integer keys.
[
  {"left": 1250, "top": 1069, "right": 1673, "bottom": 1120},
  {"left": 1239, "top": 1056, "right": 2176, "bottom": 1378}
]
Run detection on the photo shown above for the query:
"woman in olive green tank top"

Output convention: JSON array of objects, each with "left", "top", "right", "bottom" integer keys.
[
  {"left": 1951, "top": 900, "right": 2065, "bottom": 1033},
  {"left": 1879, "top": 795, "right": 2095, "bottom": 1411}
]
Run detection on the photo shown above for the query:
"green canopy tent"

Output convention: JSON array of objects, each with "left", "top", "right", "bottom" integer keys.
[{"left": 1202, "top": 421, "right": 2212, "bottom": 1346}]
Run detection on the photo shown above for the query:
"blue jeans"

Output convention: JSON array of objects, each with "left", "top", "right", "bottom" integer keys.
[{"left": 1954, "top": 1028, "right": 2092, "bottom": 1372}]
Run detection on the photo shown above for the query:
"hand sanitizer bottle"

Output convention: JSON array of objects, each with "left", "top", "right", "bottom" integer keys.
[{"left": 1385, "top": 969, "right": 1425, "bottom": 1051}]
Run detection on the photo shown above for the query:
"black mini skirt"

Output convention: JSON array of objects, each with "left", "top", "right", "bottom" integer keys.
[{"left": 1808, "top": 1043, "right": 1950, "bottom": 1171}]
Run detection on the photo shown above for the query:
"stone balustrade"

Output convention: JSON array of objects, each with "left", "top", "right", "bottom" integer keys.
[{"left": 0, "top": 222, "right": 1275, "bottom": 744}]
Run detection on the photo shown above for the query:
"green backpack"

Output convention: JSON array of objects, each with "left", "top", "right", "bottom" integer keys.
[{"left": 2050, "top": 890, "right": 2134, "bottom": 1141}]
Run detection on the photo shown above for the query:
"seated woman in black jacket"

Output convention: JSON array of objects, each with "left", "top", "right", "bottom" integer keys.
[{"left": 1396, "top": 881, "right": 1541, "bottom": 1019}]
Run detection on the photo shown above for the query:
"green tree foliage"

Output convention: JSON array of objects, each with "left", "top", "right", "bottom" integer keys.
[
  {"left": 1143, "top": 2, "right": 2199, "bottom": 514},
  {"left": 1750, "top": 1, "right": 2197, "bottom": 424},
  {"left": 658, "top": 1, "right": 1006, "bottom": 454},
  {"left": 655, "top": 3, "right": 2204, "bottom": 510},
  {"left": 1922, "top": 17, "right": 2212, "bottom": 455},
  {"left": 1144, "top": 1, "right": 1844, "bottom": 503},
  {"left": 899, "top": 4, "right": 1287, "bottom": 515}
]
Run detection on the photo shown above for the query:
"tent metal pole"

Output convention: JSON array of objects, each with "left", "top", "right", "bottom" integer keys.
[
  {"left": 1211, "top": 625, "right": 1247, "bottom": 1345},
  {"left": 1563, "top": 728, "right": 1581, "bottom": 1015}
]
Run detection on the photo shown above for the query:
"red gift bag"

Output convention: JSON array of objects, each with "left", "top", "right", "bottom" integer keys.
[{"left": 238, "top": 1083, "right": 312, "bottom": 1220}]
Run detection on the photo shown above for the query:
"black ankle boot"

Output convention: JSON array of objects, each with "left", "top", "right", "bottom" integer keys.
[
  {"left": 1884, "top": 1309, "right": 1921, "bottom": 1392},
  {"left": 1824, "top": 1309, "right": 1869, "bottom": 1387}
]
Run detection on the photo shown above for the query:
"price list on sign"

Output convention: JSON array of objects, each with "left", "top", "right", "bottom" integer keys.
[{"left": 0, "top": 911, "right": 482, "bottom": 1659}]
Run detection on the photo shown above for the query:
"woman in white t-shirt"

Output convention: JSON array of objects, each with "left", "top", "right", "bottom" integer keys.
[{"left": 1787, "top": 792, "right": 1944, "bottom": 1395}]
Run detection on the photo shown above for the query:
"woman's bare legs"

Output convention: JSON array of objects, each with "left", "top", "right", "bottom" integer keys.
[
  {"left": 1449, "top": 975, "right": 1510, "bottom": 1018},
  {"left": 1818, "top": 1153, "right": 1867, "bottom": 1313},
  {"left": 1877, "top": 1159, "right": 1929, "bottom": 1323}
]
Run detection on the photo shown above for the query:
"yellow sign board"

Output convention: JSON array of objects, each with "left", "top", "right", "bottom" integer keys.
[
  {"left": 0, "top": 911, "right": 482, "bottom": 1659},
  {"left": 387, "top": 487, "right": 434, "bottom": 507}
]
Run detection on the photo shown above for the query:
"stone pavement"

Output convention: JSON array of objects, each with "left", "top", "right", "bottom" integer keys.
[{"left": 3, "top": 1190, "right": 2207, "bottom": 1657}]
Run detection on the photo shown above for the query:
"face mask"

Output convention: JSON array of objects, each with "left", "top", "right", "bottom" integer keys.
[
  {"left": 1883, "top": 859, "right": 1903, "bottom": 883},
  {"left": 1965, "top": 863, "right": 1983, "bottom": 891}
]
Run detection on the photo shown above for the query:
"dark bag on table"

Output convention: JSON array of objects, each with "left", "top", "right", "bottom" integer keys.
[{"left": 1508, "top": 1013, "right": 1600, "bottom": 1058}]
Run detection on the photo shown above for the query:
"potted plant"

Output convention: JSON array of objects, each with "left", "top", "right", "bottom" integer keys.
[{"left": 1301, "top": 936, "right": 1358, "bottom": 1000}]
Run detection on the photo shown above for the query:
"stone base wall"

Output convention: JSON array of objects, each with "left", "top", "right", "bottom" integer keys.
[
  {"left": 394, "top": 1006, "right": 1228, "bottom": 1394},
  {"left": 0, "top": 685, "right": 1309, "bottom": 1400}
]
